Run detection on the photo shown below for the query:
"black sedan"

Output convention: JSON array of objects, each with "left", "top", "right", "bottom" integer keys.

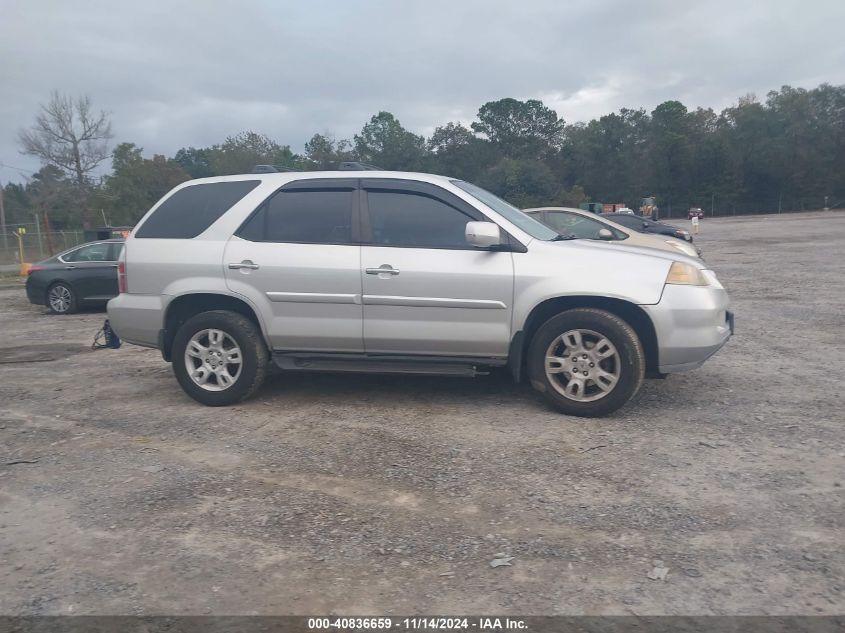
[
  {"left": 25, "top": 239, "right": 124, "bottom": 314},
  {"left": 603, "top": 213, "right": 693, "bottom": 243}
]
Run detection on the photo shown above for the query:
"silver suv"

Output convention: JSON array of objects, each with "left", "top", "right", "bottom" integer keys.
[{"left": 107, "top": 169, "right": 733, "bottom": 417}]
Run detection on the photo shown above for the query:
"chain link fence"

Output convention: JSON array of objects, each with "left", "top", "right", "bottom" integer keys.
[
  {"left": 656, "top": 196, "right": 841, "bottom": 220},
  {"left": 0, "top": 223, "right": 86, "bottom": 265}
]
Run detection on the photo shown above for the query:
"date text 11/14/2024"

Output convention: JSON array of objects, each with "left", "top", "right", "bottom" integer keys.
[{"left": 307, "top": 617, "right": 528, "bottom": 630}]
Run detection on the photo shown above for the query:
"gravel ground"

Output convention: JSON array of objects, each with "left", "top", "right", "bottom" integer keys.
[{"left": 0, "top": 211, "right": 843, "bottom": 616}]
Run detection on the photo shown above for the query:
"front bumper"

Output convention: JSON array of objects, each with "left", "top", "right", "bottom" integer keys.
[{"left": 642, "top": 284, "right": 733, "bottom": 373}]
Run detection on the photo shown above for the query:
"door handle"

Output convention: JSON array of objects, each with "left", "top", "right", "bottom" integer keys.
[
  {"left": 228, "top": 261, "right": 260, "bottom": 270},
  {"left": 365, "top": 265, "right": 400, "bottom": 276},
  {"left": 64, "top": 265, "right": 76, "bottom": 270}
]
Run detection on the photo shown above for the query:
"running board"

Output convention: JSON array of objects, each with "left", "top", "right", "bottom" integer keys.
[{"left": 272, "top": 352, "right": 507, "bottom": 377}]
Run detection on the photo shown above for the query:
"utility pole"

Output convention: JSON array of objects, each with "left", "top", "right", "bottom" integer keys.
[
  {"left": 42, "top": 207, "right": 55, "bottom": 255},
  {"left": 33, "top": 211, "right": 43, "bottom": 259},
  {"left": 0, "top": 184, "right": 7, "bottom": 252},
  {"left": 14, "top": 227, "right": 27, "bottom": 275}
]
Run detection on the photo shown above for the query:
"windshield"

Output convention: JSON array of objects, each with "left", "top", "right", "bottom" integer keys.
[
  {"left": 542, "top": 211, "right": 627, "bottom": 241},
  {"left": 451, "top": 180, "right": 558, "bottom": 241}
]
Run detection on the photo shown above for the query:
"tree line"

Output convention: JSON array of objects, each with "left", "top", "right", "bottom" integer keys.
[{"left": 3, "top": 83, "right": 844, "bottom": 230}]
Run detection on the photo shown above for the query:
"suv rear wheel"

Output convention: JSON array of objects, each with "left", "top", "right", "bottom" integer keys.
[
  {"left": 527, "top": 308, "right": 645, "bottom": 417},
  {"left": 172, "top": 310, "right": 268, "bottom": 406}
]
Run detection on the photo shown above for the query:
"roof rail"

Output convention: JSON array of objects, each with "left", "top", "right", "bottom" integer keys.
[
  {"left": 337, "top": 161, "right": 382, "bottom": 171},
  {"left": 252, "top": 164, "right": 298, "bottom": 173},
  {"left": 251, "top": 162, "right": 383, "bottom": 174}
]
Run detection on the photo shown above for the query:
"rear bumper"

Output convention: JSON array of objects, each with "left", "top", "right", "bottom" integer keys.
[
  {"left": 642, "top": 284, "right": 733, "bottom": 374},
  {"left": 106, "top": 293, "right": 163, "bottom": 348},
  {"left": 25, "top": 278, "right": 43, "bottom": 305}
]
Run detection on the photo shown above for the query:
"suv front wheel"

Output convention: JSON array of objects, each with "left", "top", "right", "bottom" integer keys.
[
  {"left": 172, "top": 310, "right": 269, "bottom": 406},
  {"left": 527, "top": 308, "right": 645, "bottom": 417}
]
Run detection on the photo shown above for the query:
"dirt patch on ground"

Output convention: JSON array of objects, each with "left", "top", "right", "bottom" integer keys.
[
  {"left": 0, "top": 344, "right": 91, "bottom": 364},
  {"left": 0, "top": 211, "right": 843, "bottom": 615}
]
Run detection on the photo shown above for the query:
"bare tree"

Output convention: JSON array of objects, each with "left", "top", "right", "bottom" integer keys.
[{"left": 18, "top": 91, "right": 113, "bottom": 187}]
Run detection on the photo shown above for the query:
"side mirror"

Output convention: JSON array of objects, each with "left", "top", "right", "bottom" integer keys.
[
  {"left": 597, "top": 228, "right": 614, "bottom": 240},
  {"left": 465, "top": 221, "right": 502, "bottom": 249}
]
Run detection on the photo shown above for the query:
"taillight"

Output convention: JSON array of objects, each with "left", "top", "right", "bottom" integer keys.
[
  {"left": 118, "top": 261, "right": 127, "bottom": 293},
  {"left": 27, "top": 265, "right": 44, "bottom": 275}
]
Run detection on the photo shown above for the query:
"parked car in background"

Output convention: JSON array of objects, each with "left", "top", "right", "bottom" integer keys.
[
  {"left": 601, "top": 202, "right": 628, "bottom": 213},
  {"left": 25, "top": 239, "right": 124, "bottom": 314},
  {"left": 688, "top": 208, "right": 705, "bottom": 220},
  {"left": 108, "top": 168, "right": 732, "bottom": 417},
  {"left": 524, "top": 207, "right": 701, "bottom": 258},
  {"left": 604, "top": 213, "right": 694, "bottom": 243}
]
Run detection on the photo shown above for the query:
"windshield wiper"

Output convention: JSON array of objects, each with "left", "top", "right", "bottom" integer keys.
[{"left": 551, "top": 232, "right": 578, "bottom": 241}]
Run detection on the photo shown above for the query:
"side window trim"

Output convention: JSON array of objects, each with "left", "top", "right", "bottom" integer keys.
[
  {"left": 60, "top": 242, "right": 115, "bottom": 263},
  {"left": 234, "top": 178, "right": 359, "bottom": 245},
  {"left": 351, "top": 184, "right": 364, "bottom": 243},
  {"left": 361, "top": 179, "right": 482, "bottom": 219}
]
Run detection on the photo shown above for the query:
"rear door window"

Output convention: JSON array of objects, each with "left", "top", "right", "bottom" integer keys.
[
  {"left": 108, "top": 242, "right": 124, "bottom": 261},
  {"left": 135, "top": 180, "right": 260, "bottom": 239},
  {"left": 64, "top": 242, "right": 112, "bottom": 262}
]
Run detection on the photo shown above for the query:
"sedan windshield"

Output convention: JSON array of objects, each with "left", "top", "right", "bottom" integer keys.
[
  {"left": 541, "top": 212, "right": 627, "bottom": 240},
  {"left": 451, "top": 180, "right": 558, "bottom": 241}
]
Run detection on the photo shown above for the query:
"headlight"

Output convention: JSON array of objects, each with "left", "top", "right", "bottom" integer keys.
[{"left": 666, "top": 261, "right": 710, "bottom": 286}]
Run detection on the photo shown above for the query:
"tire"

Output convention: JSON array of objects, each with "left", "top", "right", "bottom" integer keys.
[
  {"left": 527, "top": 308, "right": 645, "bottom": 417},
  {"left": 171, "top": 310, "right": 269, "bottom": 406},
  {"left": 46, "top": 282, "right": 77, "bottom": 315}
]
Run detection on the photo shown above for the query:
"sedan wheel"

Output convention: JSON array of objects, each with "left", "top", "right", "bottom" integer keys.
[{"left": 47, "top": 284, "right": 76, "bottom": 314}]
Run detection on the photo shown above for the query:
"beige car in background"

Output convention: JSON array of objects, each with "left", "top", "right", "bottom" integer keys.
[{"left": 524, "top": 206, "right": 702, "bottom": 259}]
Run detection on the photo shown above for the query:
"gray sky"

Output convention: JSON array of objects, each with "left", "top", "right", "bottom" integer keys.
[{"left": 2, "top": 0, "right": 844, "bottom": 183}]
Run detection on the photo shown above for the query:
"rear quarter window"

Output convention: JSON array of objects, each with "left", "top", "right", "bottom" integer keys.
[{"left": 135, "top": 180, "right": 260, "bottom": 239}]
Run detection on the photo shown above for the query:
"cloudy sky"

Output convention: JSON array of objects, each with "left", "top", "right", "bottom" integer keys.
[{"left": 2, "top": 0, "right": 844, "bottom": 182}]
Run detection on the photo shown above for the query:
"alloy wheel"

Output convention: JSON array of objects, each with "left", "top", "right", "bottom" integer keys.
[
  {"left": 544, "top": 328, "right": 621, "bottom": 402},
  {"left": 48, "top": 285, "right": 72, "bottom": 313},
  {"left": 184, "top": 328, "right": 243, "bottom": 392}
]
